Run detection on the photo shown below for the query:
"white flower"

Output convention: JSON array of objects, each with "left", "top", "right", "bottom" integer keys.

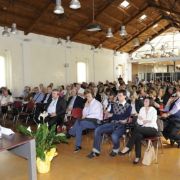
[
  {"left": 37, "top": 124, "right": 40, "bottom": 129},
  {"left": 57, "top": 133, "right": 66, "bottom": 137},
  {"left": 27, "top": 126, "right": 32, "bottom": 132}
]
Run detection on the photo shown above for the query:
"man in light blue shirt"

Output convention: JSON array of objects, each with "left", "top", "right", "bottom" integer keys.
[{"left": 33, "top": 87, "right": 44, "bottom": 104}]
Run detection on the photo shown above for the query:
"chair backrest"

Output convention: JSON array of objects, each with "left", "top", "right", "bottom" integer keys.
[
  {"left": 13, "top": 101, "right": 23, "bottom": 109},
  {"left": 71, "top": 108, "right": 82, "bottom": 119},
  {"left": 26, "top": 101, "right": 35, "bottom": 112}
]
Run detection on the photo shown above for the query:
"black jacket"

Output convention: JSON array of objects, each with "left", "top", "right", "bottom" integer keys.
[
  {"left": 45, "top": 96, "right": 67, "bottom": 120},
  {"left": 67, "top": 95, "right": 84, "bottom": 109},
  {"left": 42, "top": 93, "right": 52, "bottom": 104}
]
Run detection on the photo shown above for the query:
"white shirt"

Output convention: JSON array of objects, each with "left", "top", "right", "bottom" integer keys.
[
  {"left": 43, "top": 93, "right": 50, "bottom": 104},
  {"left": 137, "top": 107, "right": 158, "bottom": 130},
  {"left": 47, "top": 98, "right": 58, "bottom": 114},
  {"left": 68, "top": 96, "right": 77, "bottom": 110},
  {"left": 131, "top": 102, "right": 137, "bottom": 115},
  {"left": 83, "top": 98, "right": 103, "bottom": 120},
  {"left": 0, "top": 95, "right": 14, "bottom": 105}
]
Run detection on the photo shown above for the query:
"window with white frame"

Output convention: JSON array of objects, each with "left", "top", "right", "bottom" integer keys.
[
  {"left": 77, "top": 62, "right": 87, "bottom": 83},
  {"left": 0, "top": 56, "right": 6, "bottom": 87}
]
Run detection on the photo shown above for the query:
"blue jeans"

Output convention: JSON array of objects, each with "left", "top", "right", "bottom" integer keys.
[
  {"left": 69, "top": 118, "right": 98, "bottom": 147},
  {"left": 93, "top": 123, "right": 125, "bottom": 153}
]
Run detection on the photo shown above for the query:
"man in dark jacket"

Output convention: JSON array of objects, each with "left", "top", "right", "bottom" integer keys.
[{"left": 44, "top": 89, "right": 66, "bottom": 129}]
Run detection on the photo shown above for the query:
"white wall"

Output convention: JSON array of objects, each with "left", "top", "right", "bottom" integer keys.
[{"left": 0, "top": 31, "right": 131, "bottom": 96}]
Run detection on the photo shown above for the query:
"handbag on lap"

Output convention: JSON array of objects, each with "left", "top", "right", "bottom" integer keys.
[{"left": 142, "top": 140, "right": 156, "bottom": 166}]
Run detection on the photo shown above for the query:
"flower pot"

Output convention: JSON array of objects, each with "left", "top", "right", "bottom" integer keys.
[
  {"left": 36, "top": 157, "right": 51, "bottom": 173},
  {"left": 36, "top": 148, "right": 58, "bottom": 174}
]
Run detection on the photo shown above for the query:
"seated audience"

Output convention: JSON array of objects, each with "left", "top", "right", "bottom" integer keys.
[
  {"left": 87, "top": 90, "right": 132, "bottom": 158},
  {"left": 66, "top": 87, "right": 84, "bottom": 115},
  {"left": 76, "top": 83, "right": 85, "bottom": 98},
  {"left": 120, "top": 97, "right": 158, "bottom": 164},
  {"left": 163, "top": 86, "right": 174, "bottom": 106},
  {"left": 21, "top": 86, "right": 31, "bottom": 100},
  {"left": 162, "top": 88, "right": 180, "bottom": 147},
  {"left": 34, "top": 86, "right": 52, "bottom": 120},
  {"left": 43, "top": 89, "right": 66, "bottom": 129},
  {"left": 68, "top": 89, "right": 103, "bottom": 152},
  {"left": 0, "top": 88, "right": 14, "bottom": 115},
  {"left": 32, "top": 87, "right": 44, "bottom": 104}
]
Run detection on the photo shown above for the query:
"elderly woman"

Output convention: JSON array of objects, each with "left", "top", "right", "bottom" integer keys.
[{"left": 120, "top": 97, "right": 158, "bottom": 164}]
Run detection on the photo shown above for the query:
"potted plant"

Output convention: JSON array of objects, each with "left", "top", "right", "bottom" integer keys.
[{"left": 18, "top": 123, "right": 67, "bottom": 173}]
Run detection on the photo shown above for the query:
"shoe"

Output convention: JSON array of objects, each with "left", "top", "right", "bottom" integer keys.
[
  {"left": 133, "top": 158, "right": 140, "bottom": 164},
  {"left": 65, "top": 133, "right": 72, "bottom": 139},
  {"left": 170, "top": 140, "right": 175, "bottom": 146},
  {"left": 87, "top": 152, "right": 100, "bottom": 159},
  {"left": 119, "top": 149, "right": 131, "bottom": 156},
  {"left": 74, "top": 146, "right": 82, "bottom": 153},
  {"left": 109, "top": 151, "right": 118, "bottom": 157}
]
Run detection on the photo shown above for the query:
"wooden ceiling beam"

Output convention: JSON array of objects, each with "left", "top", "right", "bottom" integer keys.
[
  {"left": 95, "top": 4, "right": 149, "bottom": 48},
  {"left": 113, "top": 5, "right": 130, "bottom": 17},
  {"left": 128, "top": 23, "right": 172, "bottom": 54},
  {"left": 24, "top": 1, "right": 52, "bottom": 35},
  {"left": 71, "top": 0, "right": 116, "bottom": 40},
  {"left": 128, "top": 0, "right": 139, "bottom": 10},
  {"left": 115, "top": 16, "right": 162, "bottom": 51},
  {"left": 148, "top": 1, "right": 180, "bottom": 16},
  {"left": 103, "top": 13, "right": 122, "bottom": 24}
]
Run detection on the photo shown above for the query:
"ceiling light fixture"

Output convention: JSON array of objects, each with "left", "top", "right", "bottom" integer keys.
[
  {"left": 90, "top": 45, "right": 95, "bottom": 50},
  {"left": 119, "top": 25, "right": 127, "bottom": 37},
  {"left": 11, "top": 23, "right": 17, "bottom": 34},
  {"left": 120, "top": 0, "right": 129, "bottom": 8},
  {"left": 54, "top": 0, "right": 64, "bottom": 14},
  {"left": 57, "top": 38, "right": 63, "bottom": 45},
  {"left": 113, "top": 50, "right": 118, "bottom": 56},
  {"left": 2, "top": 26, "right": 10, "bottom": 37},
  {"left": 106, "top": 28, "right": 113, "bottom": 38},
  {"left": 70, "top": 0, "right": 81, "bottom": 9},
  {"left": 87, "top": 0, "right": 101, "bottom": 32},
  {"left": 132, "top": 38, "right": 140, "bottom": 47},
  {"left": 66, "top": 36, "right": 71, "bottom": 48}
]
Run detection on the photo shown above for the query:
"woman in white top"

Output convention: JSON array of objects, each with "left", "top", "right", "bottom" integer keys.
[{"left": 120, "top": 97, "right": 158, "bottom": 164}]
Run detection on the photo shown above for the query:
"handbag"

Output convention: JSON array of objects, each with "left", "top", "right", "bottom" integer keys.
[{"left": 142, "top": 140, "right": 156, "bottom": 166}]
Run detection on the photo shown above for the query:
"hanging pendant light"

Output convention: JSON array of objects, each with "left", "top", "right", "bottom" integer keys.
[
  {"left": 113, "top": 50, "right": 118, "bottom": 56},
  {"left": 57, "top": 38, "right": 63, "bottom": 45},
  {"left": 119, "top": 25, "right": 127, "bottom": 37},
  {"left": 54, "top": 0, "right": 64, "bottom": 14},
  {"left": 11, "top": 23, "right": 17, "bottom": 34},
  {"left": 132, "top": 38, "right": 140, "bottom": 47},
  {"left": 106, "top": 28, "right": 113, "bottom": 38},
  {"left": 2, "top": 26, "right": 10, "bottom": 37},
  {"left": 87, "top": 0, "right": 101, "bottom": 32},
  {"left": 66, "top": 36, "right": 71, "bottom": 48},
  {"left": 70, "top": 0, "right": 81, "bottom": 9}
]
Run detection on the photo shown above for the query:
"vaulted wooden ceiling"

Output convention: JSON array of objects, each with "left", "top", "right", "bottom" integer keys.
[{"left": 0, "top": 0, "right": 179, "bottom": 53}]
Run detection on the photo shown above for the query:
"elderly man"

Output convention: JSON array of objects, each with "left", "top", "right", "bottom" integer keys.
[
  {"left": 69, "top": 89, "right": 103, "bottom": 152},
  {"left": 66, "top": 87, "right": 84, "bottom": 116},
  {"left": 43, "top": 89, "right": 66, "bottom": 129}
]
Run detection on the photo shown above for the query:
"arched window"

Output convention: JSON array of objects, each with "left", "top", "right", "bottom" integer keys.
[{"left": 77, "top": 62, "right": 87, "bottom": 83}]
